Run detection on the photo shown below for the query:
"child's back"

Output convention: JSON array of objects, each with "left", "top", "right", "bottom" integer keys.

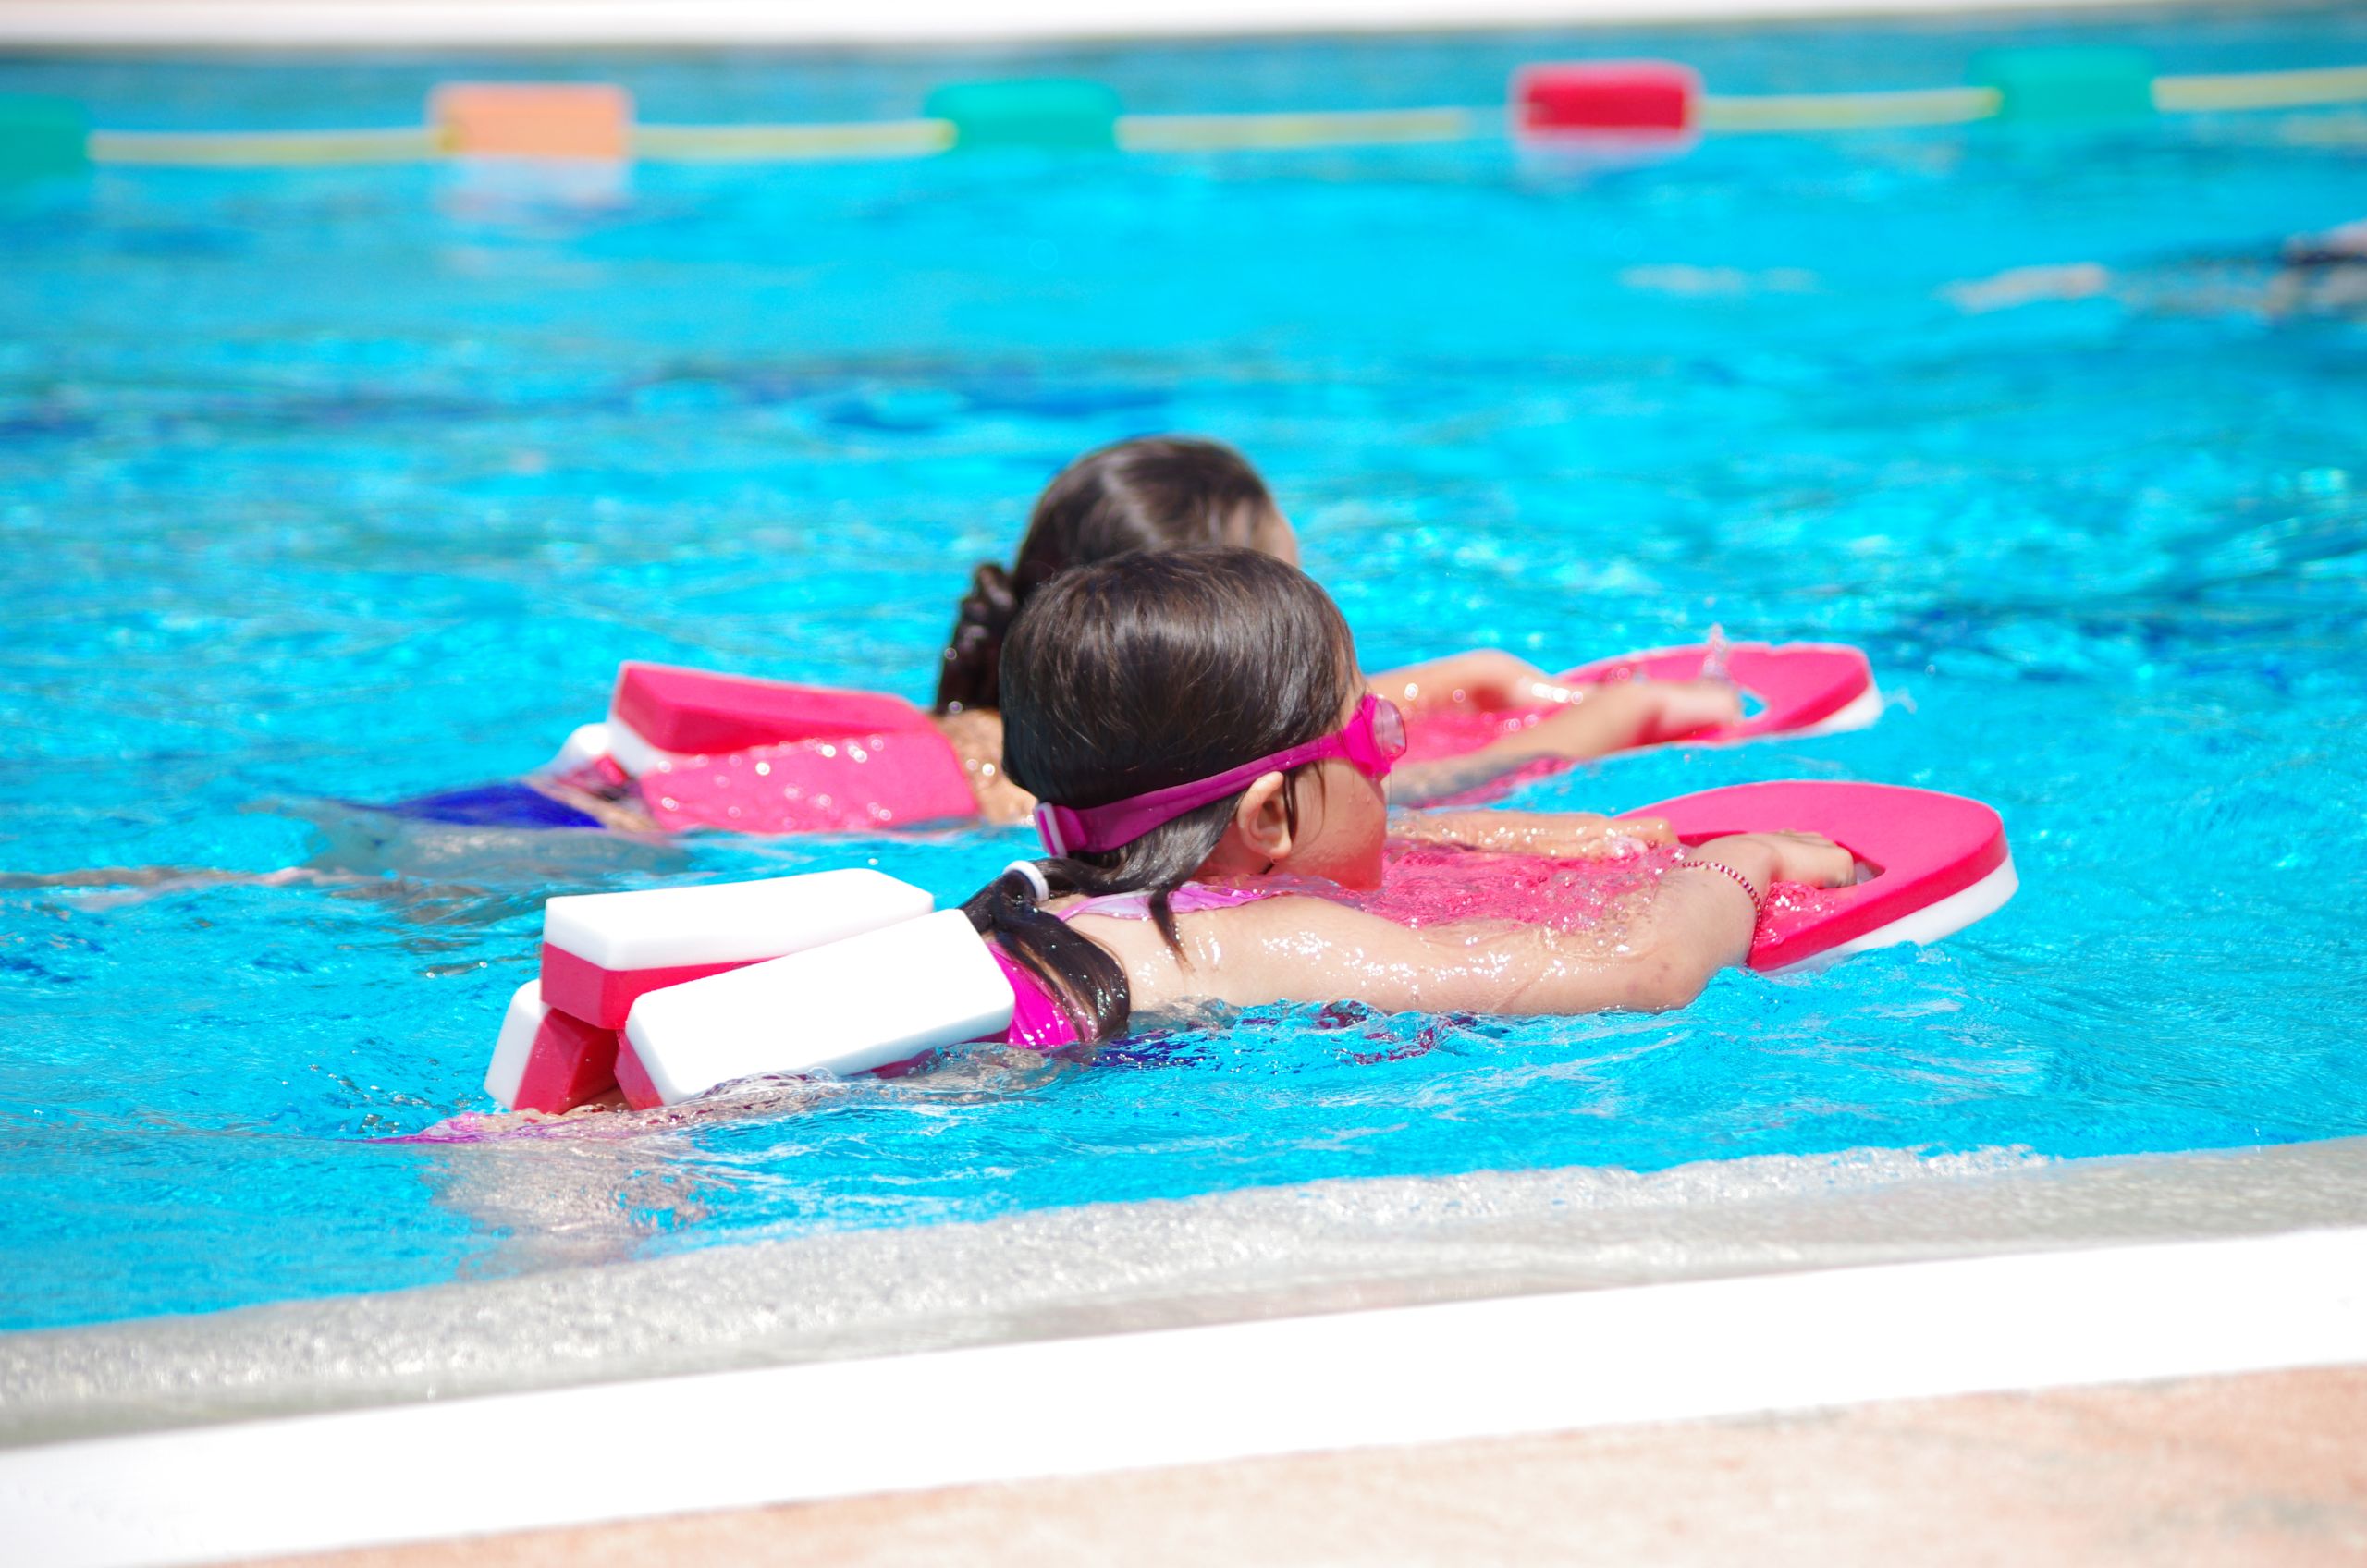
[{"left": 966, "top": 550, "right": 1854, "bottom": 1044}]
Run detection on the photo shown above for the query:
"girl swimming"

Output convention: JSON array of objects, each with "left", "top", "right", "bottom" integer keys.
[
  {"left": 401, "top": 436, "right": 1751, "bottom": 839},
  {"left": 932, "top": 435, "right": 1747, "bottom": 815},
  {"left": 965, "top": 549, "right": 1854, "bottom": 1042}
]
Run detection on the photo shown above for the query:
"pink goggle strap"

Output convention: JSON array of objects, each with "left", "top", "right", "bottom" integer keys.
[{"left": 1036, "top": 694, "right": 1403, "bottom": 857}]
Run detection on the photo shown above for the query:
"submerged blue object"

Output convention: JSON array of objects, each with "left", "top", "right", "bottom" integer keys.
[
  {"left": 381, "top": 782, "right": 601, "bottom": 830},
  {"left": 4, "top": 7, "right": 2367, "bottom": 1333}
]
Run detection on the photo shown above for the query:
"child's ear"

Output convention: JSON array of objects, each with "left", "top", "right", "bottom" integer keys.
[
  {"left": 1201, "top": 771, "right": 1294, "bottom": 874},
  {"left": 1237, "top": 773, "right": 1296, "bottom": 863}
]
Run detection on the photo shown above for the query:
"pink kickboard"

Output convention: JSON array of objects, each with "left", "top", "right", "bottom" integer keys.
[
  {"left": 1630, "top": 780, "right": 2012, "bottom": 972},
  {"left": 610, "top": 662, "right": 935, "bottom": 757},
  {"left": 1401, "top": 642, "right": 1873, "bottom": 765},
  {"left": 638, "top": 728, "right": 979, "bottom": 836},
  {"left": 539, "top": 942, "right": 754, "bottom": 1031}
]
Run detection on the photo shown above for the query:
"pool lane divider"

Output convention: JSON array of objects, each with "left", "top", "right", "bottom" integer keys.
[
  {"left": 30, "top": 54, "right": 2367, "bottom": 177},
  {"left": 6, "top": 1227, "right": 2363, "bottom": 1568}
]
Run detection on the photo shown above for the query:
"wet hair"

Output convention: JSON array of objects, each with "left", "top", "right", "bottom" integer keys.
[
  {"left": 933, "top": 436, "right": 1285, "bottom": 715},
  {"left": 962, "top": 549, "right": 1361, "bottom": 1045}
]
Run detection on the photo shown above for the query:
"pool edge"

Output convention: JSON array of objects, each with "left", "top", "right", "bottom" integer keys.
[
  {"left": 6, "top": 1223, "right": 2364, "bottom": 1568},
  {"left": 0, "top": 0, "right": 2265, "bottom": 51}
]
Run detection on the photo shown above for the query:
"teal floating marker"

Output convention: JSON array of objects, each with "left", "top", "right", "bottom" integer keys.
[
  {"left": 1971, "top": 46, "right": 2158, "bottom": 125},
  {"left": 925, "top": 79, "right": 1122, "bottom": 151},
  {"left": 0, "top": 94, "right": 90, "bottom": 181}
]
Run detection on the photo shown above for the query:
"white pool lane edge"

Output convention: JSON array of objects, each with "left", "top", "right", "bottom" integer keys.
[
  {"left": 0, "top": 0, "right": 2190, "bottom": 49},
  {"left": 7, "top": 1226, "right": 2365, "bottom": 1568}
]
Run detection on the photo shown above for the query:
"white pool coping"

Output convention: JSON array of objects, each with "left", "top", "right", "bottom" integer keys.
[
  {"left": 0, "top": 0, "right": 2200, "bottom": 50},
  {"left": 6, "top": 1224, "right": 2362, "bottom": 1568}
]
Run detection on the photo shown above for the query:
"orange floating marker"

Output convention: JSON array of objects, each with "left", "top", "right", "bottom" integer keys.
[
  {"left": 430, "top": 83, "right": 632, "bottom": 160},
  {"left": 1513, "top": 60, "right": 1700, "bottom": 140}
]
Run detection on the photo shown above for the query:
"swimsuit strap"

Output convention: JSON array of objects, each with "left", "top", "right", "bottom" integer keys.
[
  {"left": 994, "top": 880, "right": 1282, "bottom": 1055},
  {"left": 1061, "top": 881, "right": 1277, "bottom": 922}
]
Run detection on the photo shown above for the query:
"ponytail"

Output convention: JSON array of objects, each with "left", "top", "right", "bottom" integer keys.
[
  {"left": 962, "top": 860, "right": 1131, "bottom": 1045},
  {"left": 934, "top": 560, "right": 1020, "bottom": 715},
  {"left": 962, "top": 795, "right": 1243, "bottom": 1047}
]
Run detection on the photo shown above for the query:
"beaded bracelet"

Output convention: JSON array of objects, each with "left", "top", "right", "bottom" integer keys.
[{"left": 1675, "top": 855, "right": 1764, "bottom": 931}]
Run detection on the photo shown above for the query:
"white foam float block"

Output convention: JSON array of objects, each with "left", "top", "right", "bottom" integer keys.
[
  {"left": 621, "top": 909, "right": 1015, "bottom": 1105},
  {"left": 540, "top": 868, "right": 932, "bottom": 1029}
]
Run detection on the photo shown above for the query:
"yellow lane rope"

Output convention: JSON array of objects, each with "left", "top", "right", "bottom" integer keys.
[
  {"left": 2154, "top": 64, "right": 2367, "bottom": 113},
  {"left": 1699, "top": 85, "right": 1999, "bottom": 131},
  {"left": 633, "top": 119, "right": 952, "bottom": 160},
  {"left": 1118, "top": 106, "right": 1479, "bottom": 152},
  {"left": 88, "top": 127, "right": 438, "bottom": 165}
]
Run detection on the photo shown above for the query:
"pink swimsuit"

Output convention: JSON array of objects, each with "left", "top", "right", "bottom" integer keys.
[{"left": 990, "top": 881, "right": 1279, "bottom": 1051}]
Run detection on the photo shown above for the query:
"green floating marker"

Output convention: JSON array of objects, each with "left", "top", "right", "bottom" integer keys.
[
  {"left": 925, "top": 78, "right": 1121, "bottom": 151},
  {"left": 1971, "top": 46, "right": 2157, "bottom": 125},
  {"left": 0, "top": 94, "right": 90, "bottom": 181}
]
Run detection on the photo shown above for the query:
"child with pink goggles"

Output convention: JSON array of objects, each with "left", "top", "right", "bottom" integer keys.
[{"left": 1035, "top": 693, "right": 1408, "bottom": 856}]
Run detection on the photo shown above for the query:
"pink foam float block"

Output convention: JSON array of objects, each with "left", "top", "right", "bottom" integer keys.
[
  {"left": 614, "top": 1034, "right": 663, "bottom": 1111},
  {"left": 484, "top": 982, "right": 620, "bottom": 1113},
  {"left": 1514, "top": 60, "right": 1700, "bottom": 137},
  {"left": 607, "top": 663, "right": 934, "bottom": 772},
  {"left": 1400, "top": 641, "right": 1879, "bottom": 766},
  {"left": 538, "top": 867, "right": 934, "bottom": 1029},
  {"left": 1631, "top": 780, "right": 2017, "bottom": 973}
]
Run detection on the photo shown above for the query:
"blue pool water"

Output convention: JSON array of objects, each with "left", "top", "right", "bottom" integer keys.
[{"left": 4, "top": 6, "right": 2365, "bottom": 1333}]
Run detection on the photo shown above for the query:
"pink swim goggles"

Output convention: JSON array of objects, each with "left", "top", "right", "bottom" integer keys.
[{"left": 1036, "top": 693, "right": 1407, "bottom": 857}]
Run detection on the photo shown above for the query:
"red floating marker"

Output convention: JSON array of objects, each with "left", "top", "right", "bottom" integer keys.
[
  {"left": 431, "top": 83, "right": 633, "bottom": 160},
  {"left": 1513, "top": 60, "right": 1700, "bottom": 139}
]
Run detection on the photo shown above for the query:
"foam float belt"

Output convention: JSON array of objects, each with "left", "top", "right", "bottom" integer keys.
[
  {"left": 619, "top": 908, "right": 1015, "bottom": 1108},
  {"left": 1634, "top": 780, "right": 2017, "bottom": 973},
  {"left": 539, "top": 867, "right": 933, "bottom": 1028},
  {"left": 483, "top": 982, "right": 619, "bottom": 1114}
]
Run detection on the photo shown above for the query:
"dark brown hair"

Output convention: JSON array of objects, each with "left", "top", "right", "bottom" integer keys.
[
  {"left": 933, "top": 436, "right": 1283, "bottom": 715},
  {"left": 962, "top": 549, "right": 1361, "bottom": 1045}
]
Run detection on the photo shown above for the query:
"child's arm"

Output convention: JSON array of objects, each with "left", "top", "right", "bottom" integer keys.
[
  {"left": 1387, "top": 680, "right": 1745, "bottom": 806},
  {"left": 1096, "top": 832, "right": 1852, "bottom": 1020},
  {"left": 1391, "top": 808, "right": 1676, "bottom": 858},
  {"left": 931, "top": 709, "right": 1037, "bottom": 825},
  {"left": 1367, "top": 650, "right": 1564, "bottom": 714}
]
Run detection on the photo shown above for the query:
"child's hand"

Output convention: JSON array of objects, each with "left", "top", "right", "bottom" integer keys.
[
  {"left": 1629, "top": 679, "right": 1747, "bottom": 744},
  {"left": 1371, "top": 650, "right": 1563, "bottom": 714},
  {"left": 1699, "top": 831, "right": 1858, "bottom": 888}
]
